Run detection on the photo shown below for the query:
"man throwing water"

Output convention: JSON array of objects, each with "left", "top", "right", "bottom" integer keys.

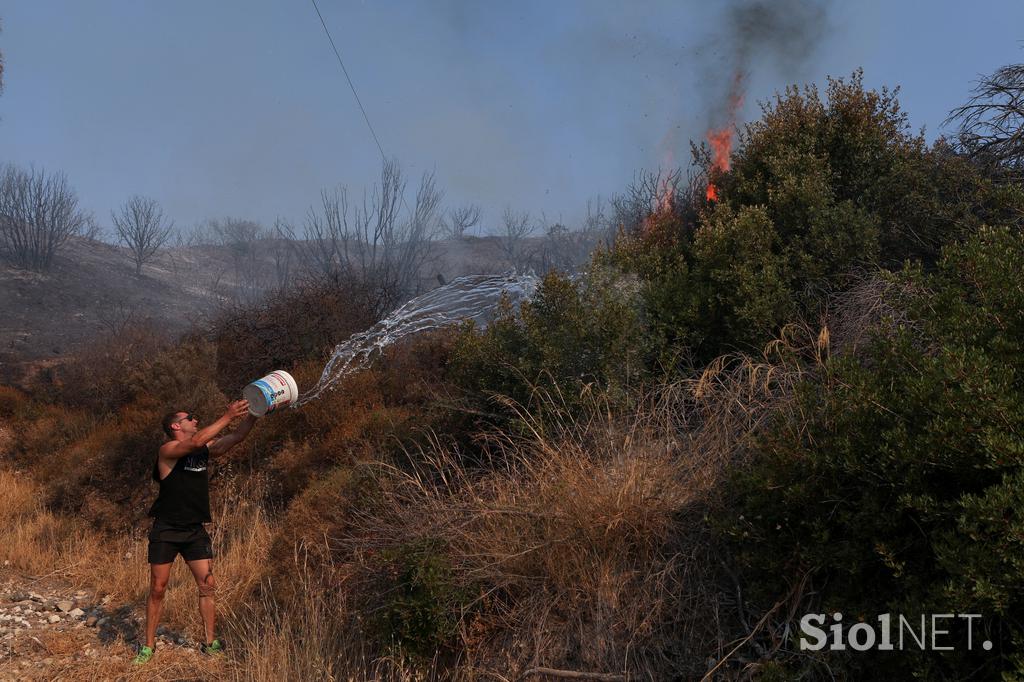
[{"left": 134, "top": 400, "right": 256, "bottom": 665}]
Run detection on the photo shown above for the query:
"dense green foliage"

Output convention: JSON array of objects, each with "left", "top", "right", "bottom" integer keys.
[
  {"left": 369, "top": 538, "right": 469, "bottom": 661},
  {"left": 450, "top": 267, "right": 647, "bottom": 416},
  {"left": 448, "top": 70, "right": 1024, "bottom": 677},
  {"left": 727, "top": 227, "right": 1024, "bottom": 678},
  {"left": 613, "top": 73, "right": 1018, "bottom": 367},
  {"left": 456, "top": 71, "right": 1018, "bottom": 409}
]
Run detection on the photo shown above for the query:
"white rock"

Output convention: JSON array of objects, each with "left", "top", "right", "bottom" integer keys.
[
  {"left": 55, "top": 600, "right": 74, "bottom": 613},
  {"left": 47, "top": 614, "right": 60, "bottom": 624}
]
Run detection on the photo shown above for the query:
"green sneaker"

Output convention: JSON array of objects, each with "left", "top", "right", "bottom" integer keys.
[
  {"left": 132, "top": 645, "right": 155, "bottom": 665},
  {"left": 200, "top": 639, "right": 224, "bottom": 655}
]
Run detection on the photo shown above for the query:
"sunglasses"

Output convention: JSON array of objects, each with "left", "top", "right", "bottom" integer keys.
[{"left": 174, "top": 413, "right": 196, "bottom": 424}]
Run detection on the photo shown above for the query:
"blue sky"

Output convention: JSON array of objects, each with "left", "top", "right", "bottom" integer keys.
[{"left": 1, "top": 1, "right": 1022, "bottom": 234}]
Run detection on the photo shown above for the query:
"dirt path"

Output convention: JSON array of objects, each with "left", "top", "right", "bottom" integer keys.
[{"left": 0, "top": 575, "right": 223, "bottom": 681}]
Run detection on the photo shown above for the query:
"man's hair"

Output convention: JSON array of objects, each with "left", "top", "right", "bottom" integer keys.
[{"left": 162, "top": 411, "right": 184, "bottom": 439}]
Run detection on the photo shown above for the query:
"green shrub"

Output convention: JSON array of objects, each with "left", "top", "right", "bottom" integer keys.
[
  {"left": 724, "top": 70, "right": 999, "bottom": 267},
  {"left": 369, "top": 538, "right": 468, "bottom": 661},
  {"left": 597, "top": 71, "right": 1011, "bottom": 371},
  {"left": 725, "top": 226, "right": 1024, "bottom": 678},
  {"left": 455, "top": 72, "right": 1018, "bottom": 414},
  {"left": 450, "top": 268, "right": 646, "bottom": 421}
]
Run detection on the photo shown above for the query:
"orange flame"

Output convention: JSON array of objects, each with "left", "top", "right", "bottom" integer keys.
[
  {"left": 642, "top": 177, "right": 675, "bottom": 234},
  {"left": 705, "top": 71, "right": 745, "bottom": 202},
  {"left": 656, "top": 176, "right": 674, "bottom": 215}
]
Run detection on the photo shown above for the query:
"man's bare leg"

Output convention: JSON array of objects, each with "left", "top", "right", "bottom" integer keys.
[
  {"left": 145, "top": 563, "right": 172, "bottom": 649},
  {"left": 187, "top": 558, "right": 216, "bottom": 645}
]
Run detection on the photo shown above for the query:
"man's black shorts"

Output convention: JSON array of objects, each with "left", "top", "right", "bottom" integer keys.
[{"left": 147, "top": 520, "right": 213, "bottom": 564}]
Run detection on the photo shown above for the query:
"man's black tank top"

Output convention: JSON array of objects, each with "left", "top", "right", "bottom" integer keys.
[{"left": 148, "top": 445, "right": 211, "bottom": 525}]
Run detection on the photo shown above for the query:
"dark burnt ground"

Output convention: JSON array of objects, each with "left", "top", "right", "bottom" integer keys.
[
  {"left": 0, "top": 238, "right": 226, "bottom": 386},
  {"left": 0, "top": 232, "right": 543, "bottom": 387}
]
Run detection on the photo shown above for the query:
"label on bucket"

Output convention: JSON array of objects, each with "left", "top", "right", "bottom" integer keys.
[
  {"left": 253, "top": 379, "right": 285, "bottom": 408},
  {"left": 245, "top": 370, "right": 298, "bottom": 416}
]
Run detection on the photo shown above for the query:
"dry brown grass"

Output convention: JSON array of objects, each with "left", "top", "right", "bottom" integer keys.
[
  {"left": 0, "top": 468, "right": 94, "bottom": 577},
  {"left": 314, "top": 322, "right": 836, "bottom": 679},
  {"left": 13, "top": 636, "right": 228, "bottom": 682},
  {"left": 654, "top": 321, "right": 827, "bottom": 487},
  {"left": 225, "top": 554, "right": 363, "bottom": 682},
  {"left": 0, "top": 467, "right": 284, "bottom": 680},
  {"left": 0, "top": 362, "right": 398, "bottom": 678},
  {"left": 0, "top": 294, "right": 881, "bottom": 679},
  {"left": 827, "top": 269, "right": 927, "bottom": 354}
]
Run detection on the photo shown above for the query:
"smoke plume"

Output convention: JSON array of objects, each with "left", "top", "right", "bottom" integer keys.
[{"left": 700, "top": 0, "right": 832, "bottom": 199}]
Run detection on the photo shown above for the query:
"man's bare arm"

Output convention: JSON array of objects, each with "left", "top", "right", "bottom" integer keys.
[
  {"left": 208, "top": 414, "right": 257, "bottom": 457},
  {"left": 162, "top": 401, "right": 250, "bottom": 460}
]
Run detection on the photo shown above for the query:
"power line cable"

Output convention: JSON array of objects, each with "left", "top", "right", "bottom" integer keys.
[
  {"left": 309, "top": 0, "right": 422, "bottom": 229},
  {"left": 309, "top": 0, "right": 388, "bottom": 162}
]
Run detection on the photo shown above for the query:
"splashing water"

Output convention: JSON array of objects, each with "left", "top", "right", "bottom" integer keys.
[{"left": 295, "top": 272, "right": 539, "bottom": 406}]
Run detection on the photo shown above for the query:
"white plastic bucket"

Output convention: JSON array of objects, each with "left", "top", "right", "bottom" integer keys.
[{"left": 242, "top": 370, "right": 299, "bottom": 417}]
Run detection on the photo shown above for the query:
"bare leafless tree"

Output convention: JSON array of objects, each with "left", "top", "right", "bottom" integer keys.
[
  {"left": 271, "top": 218, "right": 297, "bottom": 291},
  {"left": 292, "top": 187, "right": 347, "bottom": 277},
  {"left": 80, "top": 214, "right": 103, "bottom": 242},
  {"left": 298, "top": 158, "right": 444, "bottom": 314},
  {"left": 537, "top": 218, "right": 602, "bottom": 273},
  {"left": 581, "top": 194, "right": 619, "bottom": 249},
  {"left": 0, "top": 164, "right": 91, "bottom": 271},
  {"left": 96, "top": 295, "right": 139, "bottom": 336},
  {"left": 444, "top": 203, "right": 481, "bottom": 240},
  {"left": 111, "top": 195, "right": 174, "bottom": 276},
  {"left": 381, "top": 166, "right": 444, "bottom": 304},
  {"left": 500, "top": 206, "right": 535, "bottom": 272},
  {"left": 609, "top": 168, "right": 683, "bottom": 234},
  {"left": 209, "top": 216, "right": 264, "bottom": 248},
  {"left": 206, "top": 217, "right": 268, "bottom": 304},
  {"left": 537, "top": 221, "right": 571, "bottom": 272},
  {"left": 182, "top": 221, "right": 218, "bottom": 247},
  {"left": 583, "top": 195, "right": 608, "bottom": 233},
  {"left": 946, "top": 62, "right": 1024, "bottom": 180}
]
